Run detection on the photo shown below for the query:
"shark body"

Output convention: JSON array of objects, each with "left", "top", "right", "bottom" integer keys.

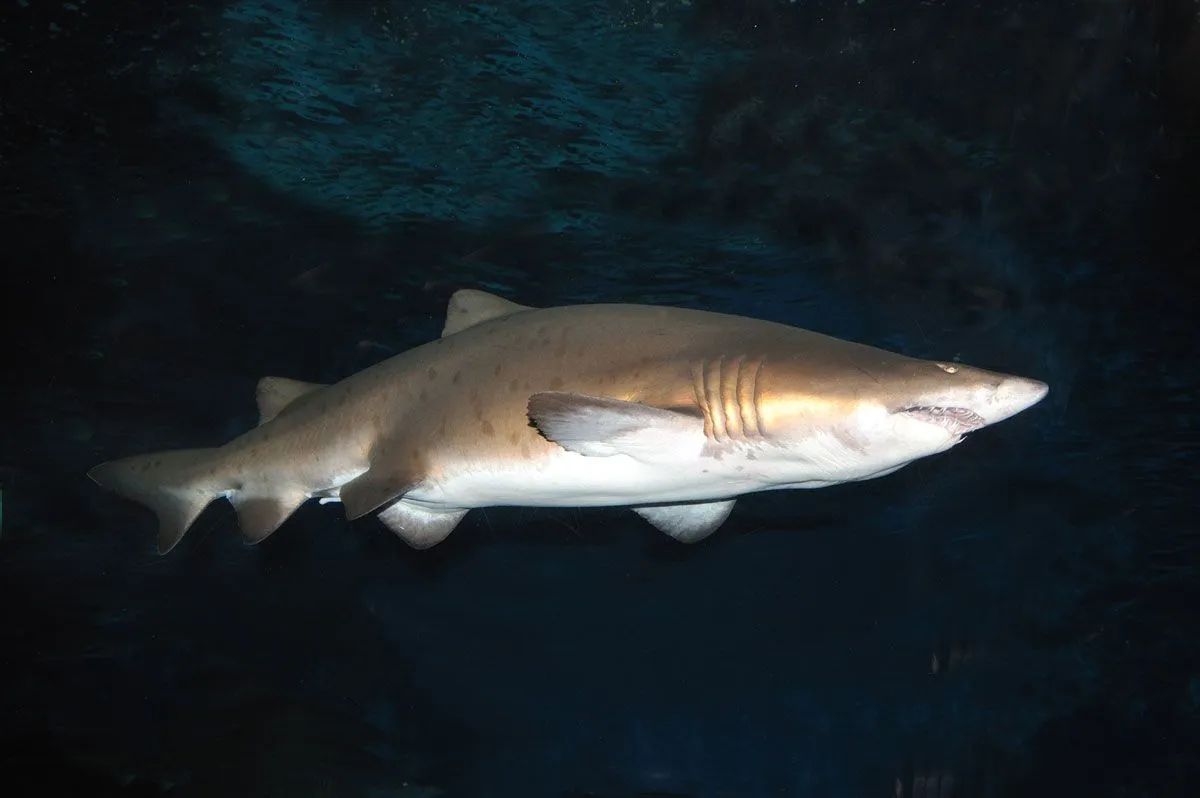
[{"left": 89, "top": 290, "right": 1048, "bottom": 553}]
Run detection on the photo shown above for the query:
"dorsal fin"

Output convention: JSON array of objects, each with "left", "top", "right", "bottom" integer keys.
[
  {"left": 255, "top": 376, "right": 328, "bottom": 425},
  {"left": 441, "top": 289, "right": 534, "bottom": 337}
]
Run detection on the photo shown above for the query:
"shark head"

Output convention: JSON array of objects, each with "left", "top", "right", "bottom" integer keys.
[{"left": 751, "top": 348, "right": 1049, "bottom": 484}]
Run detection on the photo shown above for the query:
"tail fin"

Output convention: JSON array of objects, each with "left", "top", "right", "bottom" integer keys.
[{"left": 88, "top": 449, "right": 225, "bottom": 554}]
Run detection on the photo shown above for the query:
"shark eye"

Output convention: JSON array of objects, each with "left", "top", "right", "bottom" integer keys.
[{"left": 936, "top": 362, "right": 959, "bottom": 374}]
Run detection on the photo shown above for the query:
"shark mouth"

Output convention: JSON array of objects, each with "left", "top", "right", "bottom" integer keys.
[{"left": 899, "top": 405, "right": 987, "bottom": 435}]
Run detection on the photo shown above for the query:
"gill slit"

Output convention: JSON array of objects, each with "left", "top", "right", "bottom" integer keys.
[
  {"left": 692, "top": 355, "right": 768, "bottom": 443},
  {"left": 705, "top": 356, "right": 727, "bottom": 441},
  {"left": 739, "top": 356, "right": 767, "bottom": 440},
  {"left": 691, "top": 362, "right": 713, "bottom": 440}
]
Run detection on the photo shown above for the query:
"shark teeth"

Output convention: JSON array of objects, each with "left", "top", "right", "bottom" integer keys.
[{"left": 900, "top": 405, "right": 987, "bottom": 435}]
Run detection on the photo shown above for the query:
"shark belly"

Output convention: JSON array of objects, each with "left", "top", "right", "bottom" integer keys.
[
  {"left": 402, "top": 450, "right": 759, "bottom": 510},
  {"left": 404, "top": 443, "right": 914, "bottom": 512}
]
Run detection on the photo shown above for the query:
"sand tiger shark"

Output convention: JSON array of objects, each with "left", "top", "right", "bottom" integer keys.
[{"left": 89, "top": 289, "right": 1049, "bottom": 554}]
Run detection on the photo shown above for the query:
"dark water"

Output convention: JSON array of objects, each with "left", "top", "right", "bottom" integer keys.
[{"left": 2, "top": 1, "right": 1197, "bottom": 796}]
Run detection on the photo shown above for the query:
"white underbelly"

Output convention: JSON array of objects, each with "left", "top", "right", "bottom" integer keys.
[
  {"left": 403, "top": 448, "right": 777, "bottom": 510},
  {"left": 307, "top": 423, "right": 918, "bottom": 513}
]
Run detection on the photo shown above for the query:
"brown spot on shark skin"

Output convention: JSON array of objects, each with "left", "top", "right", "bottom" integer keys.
[
  {"left": 507, "top": 432, "right": 520, "bottom": 445},
  {"left": 494, "top": 363, "right": 503, "bottom": 376},
  {"left": 481, "top": 421, "right": 496, "bottom": 437},
  {"left": 452, "top": 371, "right": 461, "bottom": 384},
  {"left": 509, "top": 379, "right": 519, "bottom": 392},
  {"left": 428, "top": 367, "right": 438, "bottom": 380},
  {"left": 549, "top": 377, "right": 563, "bottom": 390}
]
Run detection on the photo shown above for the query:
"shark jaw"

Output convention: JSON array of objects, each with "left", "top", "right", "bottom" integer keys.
[
  {"left": 896, "top": 368, "right": 1050, "bottom": 433},
  {"left": 898, "top": 405, "right": 988, "bottom": 436},
  {"left": 88, "top": 289, "right": 1050, "bottom": 554}
]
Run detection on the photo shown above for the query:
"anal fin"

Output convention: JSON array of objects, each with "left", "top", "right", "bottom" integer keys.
[
  {"left": 633, "top": 499, "right": 736, "bottom": 543},
  {"left": 233, "top": 493, "right": 308, "bottom": 543},
  {"left": 377, "top": 501, "right": 467, "bottom": 549}
]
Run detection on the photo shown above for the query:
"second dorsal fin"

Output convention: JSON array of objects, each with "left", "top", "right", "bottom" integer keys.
[{"left": 255, "top": 376, "right": 328, "bottom": 425}]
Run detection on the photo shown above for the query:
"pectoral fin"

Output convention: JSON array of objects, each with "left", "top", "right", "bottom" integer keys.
[
  {"left": 633, "top": 499, "right": 737, "bottom": 543},
  {"left": 527, "top": 392, "right": 703, "bottom": 460},
  {"left": 377, "top": 501, "right": 468, "bottom": 549}
]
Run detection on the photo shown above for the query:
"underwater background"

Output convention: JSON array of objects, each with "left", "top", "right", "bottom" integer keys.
[{"left": 1, "top": 1, "right": 1198, "bottom": 796}]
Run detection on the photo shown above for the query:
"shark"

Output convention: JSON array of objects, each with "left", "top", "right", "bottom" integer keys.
[{"left": 89, "top": 289, "right": 1049, "bottom": 554}]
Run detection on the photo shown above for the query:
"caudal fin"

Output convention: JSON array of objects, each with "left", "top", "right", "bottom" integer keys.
[{"left": 88, "top": 449, "right": 225, "bottom": 554}]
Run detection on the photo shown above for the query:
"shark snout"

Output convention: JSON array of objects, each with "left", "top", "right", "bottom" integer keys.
[{"left": 983, "top": 375, "right": 1049, "bottom": 425}]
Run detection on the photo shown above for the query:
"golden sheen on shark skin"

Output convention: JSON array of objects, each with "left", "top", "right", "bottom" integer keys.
[{"left": 89, "top": 289, "right": 1049, "bottom": 554}]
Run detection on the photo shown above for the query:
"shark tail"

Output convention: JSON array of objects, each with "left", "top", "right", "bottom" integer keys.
[{"left": 88, "top": 448, "right": 226, "bottom": 554}]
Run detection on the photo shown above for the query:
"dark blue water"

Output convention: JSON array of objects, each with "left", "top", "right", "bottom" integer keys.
[{"left": 2, "top": 1, "right": 1197, "bottom": 796}]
